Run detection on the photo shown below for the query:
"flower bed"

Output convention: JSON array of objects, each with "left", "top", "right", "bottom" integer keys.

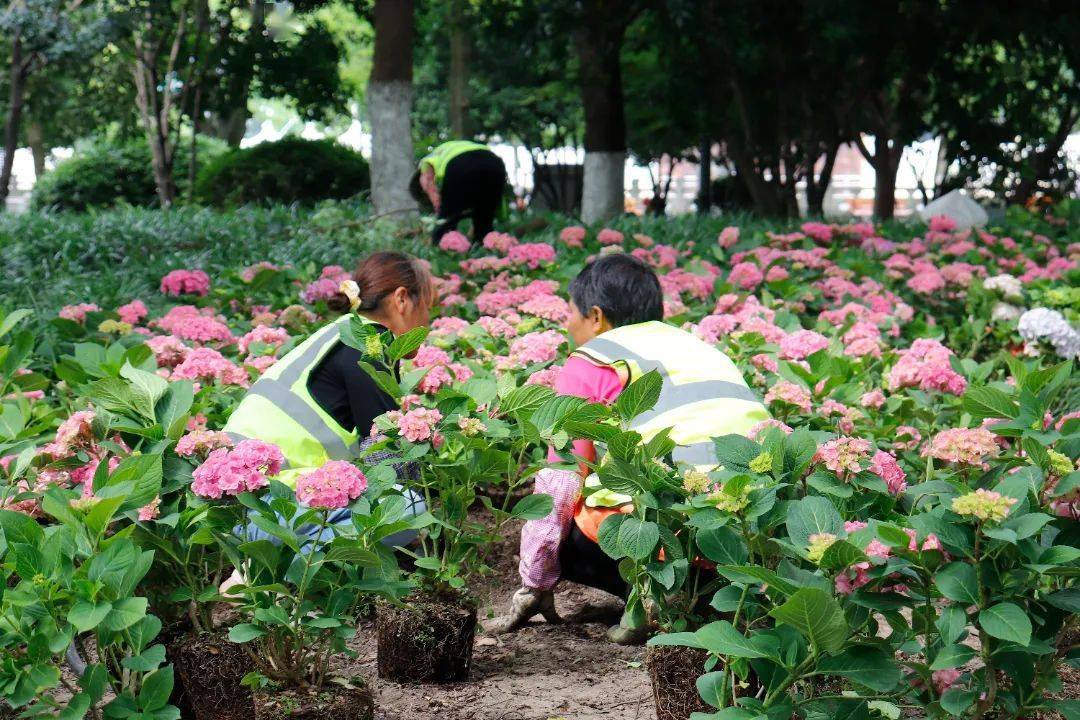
[{"left": 0, "top": 203, "right": 1077, "bottom": 719}]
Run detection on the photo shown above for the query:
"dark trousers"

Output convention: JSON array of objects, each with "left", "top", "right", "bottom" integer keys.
[
  {"left": 558, "top": 523, "right": 628, "bottom": 598},
  {"left": 431, "top": 149, "right": 506, "bottom": 245}
]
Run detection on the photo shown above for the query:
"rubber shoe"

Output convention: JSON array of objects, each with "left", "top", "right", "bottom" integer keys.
[
  {"left": 606, "top": 622, "right": 649, "bottom": 646},
  {"left": 488, "top": 587, "right": 561, "bottom": 634}
]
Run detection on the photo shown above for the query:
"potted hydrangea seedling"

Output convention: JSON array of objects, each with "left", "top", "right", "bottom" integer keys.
[{"left": 213, "top": 458, "right": 419, "bottom": 720}]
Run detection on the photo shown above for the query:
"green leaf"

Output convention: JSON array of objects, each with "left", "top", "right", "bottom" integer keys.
[
  {"left": 935, "top": 563, "right": 980, "bottom": 605},
  {"left": 769, "top": 588, "right": 848, "bottom": 654},
  {"left": 0, "top": 507, "right": 45, "bottom": 546},
  {"left": 388, "top": 327, "right": 429, "bottom": 362},
  {"left": 614, "top": 370, "right": 662, "bottom": 421},
  {"left": 715, "top": 565, "right": 799, "bottom": 596},
  {"left": 694, "top": 620, "right": 769, "bottom": 658},
  {"left": 1046, "top": 588, "right": 1080, "bottom": 613},
  {"left": 102, "top": 597, "right": 148, "bottom": 632},
  {"left": 510, "top": 493, "right": 554, "bottom": 520},
  {"left": 228, "top": 623, "right": 266, "bottom": 643},
  {"left": 979, "top": 602, "right": 1031, "bottom": 646},
  {"left": 785, "top": 496, "right": 843, "bottom": 549},
  {"left": 819, "top": 540, "right": 868, "bottom": 571},
  {"left": 936, "top": 606, "right": 968, "bottom": 644},
  {"left": 121, "top": 361, "right": 170, "bottom": 421},
  {"left": 138, "top": 666, "right": 174, "bottom": 712},
  {"left": 647, "top": 631, "right": 703, "bottom": 649},
  {"left": 69, "top": 601, "right": 113, "bottom": 631},
  {"left": 930, "top": 643, "right": 976, "bottom": 670},
  {"left": 499, "top": 384, "right": 555, "bottom": 417},
  {"left": 817, "top": 645, "right": 901, "bottom": 691},
  {"left": 104, "top": 453, "right": 164, "bottom": 512},
  {"left": 696, "top": 526, "right": 748, "bottom": 565},
  {"left": 711, "top": 434, "right": 761, "bottom": 471},
  {"left": 122, "top": 644, "right": 167, "bottom": 672},
  {"left": 696, "top": 670, "right": 727, "bottom": 709},
  {"left": 597, "top": 514, "right": 627, "bottom": 559},
  {"left": 940, "top": 688, "right": 977, "bottom": 716},
  {"left": 962, "top": 386, "right": 1018, "bottom": 420},
  {"left": 617, "top": 517, "right": 660, "bottom": 561}
]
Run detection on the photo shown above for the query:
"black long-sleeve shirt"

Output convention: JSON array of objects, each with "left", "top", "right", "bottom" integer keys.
[{"left": 306, "top": 342, "right": 397, "bottom": 437}]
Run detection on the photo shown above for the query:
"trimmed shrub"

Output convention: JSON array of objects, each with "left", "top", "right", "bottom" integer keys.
[
  {"left": 194, "top": 137, "right": 370, "bottom": 207},
  {"left": 31, "top": 137, "right": 227, "bottom": 212}
]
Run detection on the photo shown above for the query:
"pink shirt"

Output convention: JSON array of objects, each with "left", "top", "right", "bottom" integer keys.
[{"left": 519, "top": 356, "right": 624, "bottom": 590}]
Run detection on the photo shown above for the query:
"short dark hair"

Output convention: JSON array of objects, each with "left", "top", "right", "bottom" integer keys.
[{"left": 568, "top": 253, "right": 663, "bottom": 327}]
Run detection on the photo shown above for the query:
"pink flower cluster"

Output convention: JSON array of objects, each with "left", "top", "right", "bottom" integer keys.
[
  {"left": 59, "top": 303, "right": 101, "bottom": 323},
  {"left": 869, "top": 450, "right": 907, "bottom": 495},
  {"left": 779, "top": 330, "right": 830, "bottom": 360},
  {"left": 160, "top": 269, "right": 211, "bottom": 297},
  {"left": 518, "top": 294, "right": 570, "bottom": 323},
  {"left": 439, "top": 231, "right": 472, "bottom": 254},
  {"left": 295, "top": 460, "right": 367, "bottom": 509},
  {"left": 501, "top": 330, "right": 565, "bottom": 369},
  {"left": 300, "top": 266, "right": 351, "bottom": 304},
  {"left": 483, "top": 232, "right": 519, "bottom": 254},
  {"left": 921, "top": 427, "right": 999, "bottom": 466},
  {"left": 171, "top": 348, "right": 249, "bottom": 387},
  {"left": 430, "top": 317, "right": 471, "bottom": 337},
  {"left": 477, "top": 315, "right": 517, "bottom": 339},
  {"left": 888, "top": 339, "right": 967, "bottom": 396},
  {"left": 559, "top": 226, "right": 586, "bottom": 248},
  {"left": 191, "top": 439, "right": 284, "bottom": 498},
  {"left": 764, "top": 381, "right": 811, "bottom": 414},
  {"left": 815, "top": 437, "right": 872, "bottom": 476},
  {"left": 718, "top": 226, "right": 739, "bottom": 248},
  {"left": 597, "top": 228, "right": 624, "bottom": 246},
  {"left": 175, "top": 429, "right": 233, "bottom": 458},
  {"left": 153, "top": 306, "right": 234, "bottom": 345},
  {"left": 117, "top": 300, "right": 148, "bottom": 325},
  {"left": 507, "top": 242, "right": 557, "bottom": 269},
  {"left": 395, "top": 407, "right": 443, "bottom": 443},
  {"left": 728, "top": 262, "right": 764, "bottom": 291},
  {"left": 238, "top": 324, "right": 289, "bottom": 355},
  {"left": 146, "top": 335, "right": 191, "bottom": 368}
]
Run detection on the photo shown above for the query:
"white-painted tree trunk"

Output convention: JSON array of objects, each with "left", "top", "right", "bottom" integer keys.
[
  {"left": 581, "top": 150, "right": 624, "bottom": 224},
  {"left": 368, "top": 80, "right": 418, "bottom": 218}
]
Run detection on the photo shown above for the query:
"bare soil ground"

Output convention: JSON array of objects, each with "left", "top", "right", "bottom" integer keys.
[{"left": 348, "top": 519, "right": 657, "bottom": 720}]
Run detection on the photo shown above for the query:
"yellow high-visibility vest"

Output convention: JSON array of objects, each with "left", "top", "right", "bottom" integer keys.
[
  {"left": 418, "top": 140, "right": 490, "bottom": 186},
  {"left": 224, "top": 315, "right": 367, "bottom": 487},
  {"left": 575, "top": 321, "right": 770, "bottom": 507}
]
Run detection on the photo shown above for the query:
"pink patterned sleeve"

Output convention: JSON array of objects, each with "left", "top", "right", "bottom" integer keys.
[{"left": 519, "top": 355, "right": 623, "bottom": 590}]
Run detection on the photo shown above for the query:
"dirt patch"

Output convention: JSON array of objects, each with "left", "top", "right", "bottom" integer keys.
[
  {"left": 341, "top": 518, "right": 654, "bottom": 719},
  {"left": 646, "top": 646, "right": 710, "bottom": 720},
  {"left": 170, "top": 629, "right": 255, "bottom": 720},
  {"left": 254, "top": 683, "right": 374, "bottom": 720}
]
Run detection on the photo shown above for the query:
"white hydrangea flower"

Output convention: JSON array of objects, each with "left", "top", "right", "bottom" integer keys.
[
  {"left": 991, "top": 302, "right": 1022, "bottom": 323},
  {"left": 984, "top": 274, "right": 1024, "bottom": 300},
  {"left": 1018, "top": 307, "right": 1080, "bottom": 359}
]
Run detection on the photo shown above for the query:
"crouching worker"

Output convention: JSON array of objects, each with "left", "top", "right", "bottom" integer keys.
[
  {"left": 411, "top": 140, "right": 507, "bottom": 246},
  {"left": 222, "top": 251, "right": 433, "bottom": 567},
  {"left": 489, "top": 254, "right": 770, "bottom": 644}
]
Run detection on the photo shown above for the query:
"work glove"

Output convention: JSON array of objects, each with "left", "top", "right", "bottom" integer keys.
[{"left": 487, "top": 587, "right": 561, "bottom": 634}]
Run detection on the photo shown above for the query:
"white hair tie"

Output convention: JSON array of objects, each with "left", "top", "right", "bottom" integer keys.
[{"left": 339, "top": 280, "right": 361, "bottom": 311}]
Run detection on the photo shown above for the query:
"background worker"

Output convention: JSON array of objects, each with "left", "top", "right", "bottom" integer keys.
[
  {"left": 412, "top": 140, "right": 507, "bottom": 245},
  {"left": 489, "top": 254, "right": 770, "bottom": 644}
]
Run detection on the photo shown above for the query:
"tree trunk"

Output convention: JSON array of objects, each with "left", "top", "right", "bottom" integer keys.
[
  {"left": 805, "top": 140, "right": 839, "bottom": 217},
  {"left": 0, "top": 38, "right": 27, "bottom": 209},
  {"left": 368, "top": 0, "right": 418, "bottom": 217},
  {"left": 575, "top": 6, "right": 630, "bottom": 223},
  {"left": 26, "top": 120, "right": 46, "bottom": 180},
  {"left": 856, "top": 131, "right": 900, "bottom": 220},
  {"left": 1008, "top": 105, "right": 1076, "bottom": 205},
  {"left": 697, "top": 137, "right": 711, "bottom": 214},
  {"left": 448, "top": 0, "right": 470, "bottom": 138}
]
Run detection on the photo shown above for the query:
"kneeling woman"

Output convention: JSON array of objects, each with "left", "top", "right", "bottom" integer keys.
[{"left": 224, "top": 250, "right": 433, "bottom": 551}]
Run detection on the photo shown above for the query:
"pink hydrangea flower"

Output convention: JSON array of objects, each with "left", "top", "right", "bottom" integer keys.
[
  {"left": 191, "top": 440, "right": 284, "bottom": 499},
  {"left": 413, "top": 344, "right": 451, "bottom": 369},
  {"left": 801, "top": 222, "right": 833, "bottom": 242},
  {"left": 559, "top": 226, "right": 586, "bottom": 248},
  {"left": 116, "top": 300, "right": 148, "bottom": 325},
  {"left": 397, "top": 407, "right": 443, "bottom": 443},
  {"left": 59, "top": 304, "right": 101, "bottom": 323},
  {"left": 418, "top": 365, "right": 454, "bottom": 394},
  {"left": 439, "top": 231, "right": 472, "bottom": 254},
  {"left": 750, "top": 353, "right": 779, "bottom": 373},
  {"left": 477, "top": 315, "right": 516, "bottom": 339},
  {"left": 42, "top": 410, "right": 97, "bottom": 458},
  {"left": 907, "top": 270, "right": 946, "bottom": 295},
  {"left": 869, "top": 450, "right": 907, "bottom": 495},
  {"left": 238, "top": 325, "right": 289, "bottom": 356},
  {"left": 815, "top": 437, "right": 872, "bottom": 476},
  {"left": 779, "top": 330, "right": 830, "bottom": 360},
  {"left": 431, "top": 317, "right": 471, "bottom": 337},
  {"left": 860, "top": 389, "right": 886, "bottom": 409},
  {"left": 175, "top": 430, "right": 233, "bottom": 458},
  {"left": 507, "top": 242, "right": 557, "bottom": 269},
  {"left": 597, "top": 228, "right": 624, "bottom": 246},
  {"left": 153, "top": 306, "right": 234, "bottom": 345},
  {"left": 295, "top": 460, "right": 367, "bottom": 509},
  {"left": 160, "top": 269, "right": 210, "bottom": 297},
  {"left": 146, "top": 335, "right": 191, "bottom": 368},
  {"left": 764, "top": 381, "right": 811, "bottom": 414},
  {"left": 138, "top": 496, "right": 161, "bottom": 521},
  {"left": 525, "top": 365, "right": 562, "bottom": 389},
  {"left": 728, "top": 262, "right": 764, "bottom": 291},
  {"left": 894, "top": 426, "right": 922, "bottom": 451},
  {"left": 501, "top": 330, "right": 565, "bottom": 368},
  {"left": 482, "top": 232, "right": 519, "bottom": 254},
  {"left": 921, "top": 427, "right": 999, "bottom": 466},
  {"left": 518, "top": 294, "right": 570, "bottom": 323},
  {"left": 171, "top": 348, "right": 249, "bottom": 386},
  {"left": 718, "top": 226, "right": 739, "bottom": 248},
  {"left": 747, "top": 419, "right": 793, "bottom": 441},
  {"left": 244, "top": 355, "right": 277, "bottom": 375},
  {"left": 929, "top": 215, "right": 957, "bottom": 233},
  {"left": 888, "top": 339, "right": 967, "bottom": 396}
]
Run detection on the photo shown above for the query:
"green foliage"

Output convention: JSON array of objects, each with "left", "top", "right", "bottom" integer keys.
[
  {"left": 30, "top": 137, "right": 228, "bottom": 212},
  {"left": 193, "top": 138, "right": 370, "bottom": 207}
]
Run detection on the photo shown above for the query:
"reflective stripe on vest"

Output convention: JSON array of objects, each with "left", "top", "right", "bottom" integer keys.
[
  {"left": 575, "top": 321, "right": 770, "bottom": 507},
  {"left": 224, "top": 315, "right": 364, "bottom": 483},
  {"left": 418, "top": 140, "right": 490, "bottom": 186}
]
